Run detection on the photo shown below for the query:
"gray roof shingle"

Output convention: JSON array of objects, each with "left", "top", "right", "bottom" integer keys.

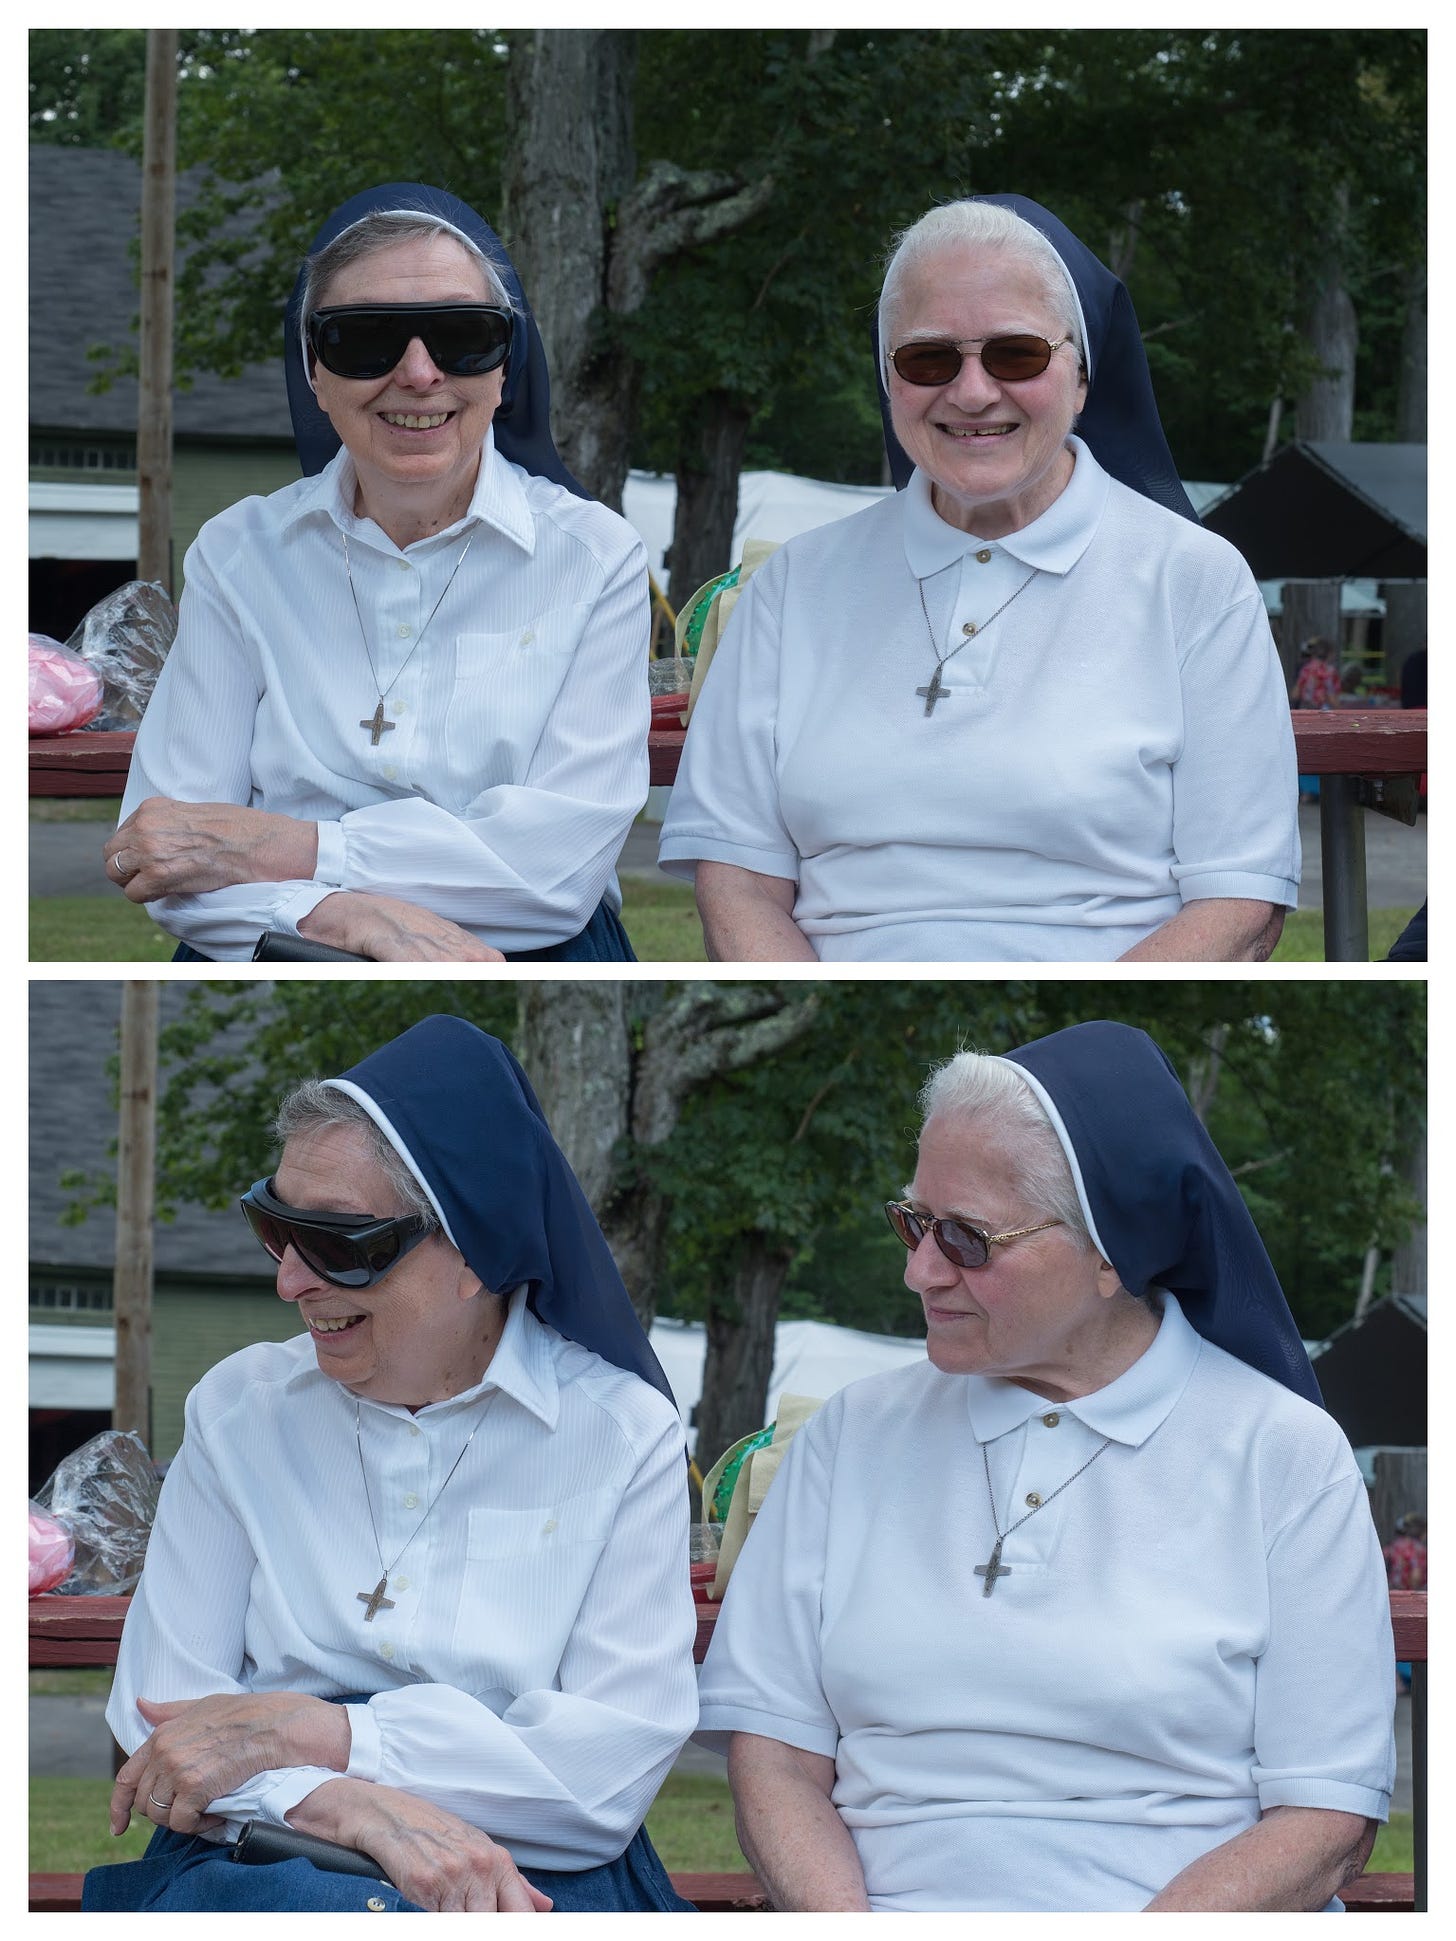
[
  {"left": 29, "top": 145, "right": 295, "bottom": 443},
  {"left": 30, "top": 982, "right": 266, "bottom": 1277}
]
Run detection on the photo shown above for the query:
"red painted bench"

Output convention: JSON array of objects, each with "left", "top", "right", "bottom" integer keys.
[
  {"left": 29, "top": 1589, "right": 1423, "bottom": 1910},
  {"left": 28, "top": 709, "right": 1426, "bottom": 963}
]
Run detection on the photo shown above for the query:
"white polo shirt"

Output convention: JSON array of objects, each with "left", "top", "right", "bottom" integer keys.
[
  {"left": 696, "top": 1296, "right": 1393, "bottom": 1911},
  {"left": 659, "top": 440, "right": 1300, "bottom": 960}
]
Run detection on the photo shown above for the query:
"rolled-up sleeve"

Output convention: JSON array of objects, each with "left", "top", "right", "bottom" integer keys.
[
  {"left": 695, "top": 1412, "right": 840, "bottom": 1760},
  {"left": 1251, "top": 1473, "right": 1395, "bottom": 1820},
  {"left": 1170, "top": 588, "right": 1301, "bottom": 909},
  {"left": 657, "top": 569, "right": 801, "bottom": 884}
]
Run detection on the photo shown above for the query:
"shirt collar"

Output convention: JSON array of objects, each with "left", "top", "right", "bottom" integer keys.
[
  {"left": 282, "top": 425, "right": 537, "bottom": 556},
  {"left": 354, "top": 1285, "right": 561, "bottom": 1431},
  {"left": 901, "top": 432, "right": 1108, "bottom": 581},
  {"left": 964, "top": 1291, "right": 1201, "bottom": 1447}
]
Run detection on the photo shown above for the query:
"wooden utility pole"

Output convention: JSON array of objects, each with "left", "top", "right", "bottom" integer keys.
[
  {"left": 113, "top": 984, "right": 159, "bottom": 1444},
  {"left": 137, "top": 29, "right": 177, "bottom": 591}
]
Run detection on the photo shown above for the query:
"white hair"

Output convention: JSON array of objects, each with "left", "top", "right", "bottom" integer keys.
[
  {"left": 917, "top": 1051, "right": 1089, "bottom": 1243},
  {"left": 273, "top": 1077, "right": 439, "bottom": 1231},
  {"left": 879, "top": 200, "right": 1088, "bottom": 378}
]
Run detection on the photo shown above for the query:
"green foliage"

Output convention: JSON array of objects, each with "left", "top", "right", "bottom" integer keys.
[{"left": 31, "top": 29, "right": 1423, "bottom": 482}]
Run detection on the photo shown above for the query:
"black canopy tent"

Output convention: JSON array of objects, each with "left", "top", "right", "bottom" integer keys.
[{"left": 1200, "top": 440, "right": 1426, "bottom": 581}]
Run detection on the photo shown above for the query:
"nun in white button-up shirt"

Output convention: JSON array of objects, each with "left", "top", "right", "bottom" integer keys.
[
  {"left": 105, "top": 184, "right": 648, "bottom": 964},
  {"left": 85, "top": 1019, "right": 697, "bottom": 1915}
]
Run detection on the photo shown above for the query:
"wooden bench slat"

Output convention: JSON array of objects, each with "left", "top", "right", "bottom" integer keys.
[{"left": 26, "top": 712, "right": 1432, "bottom": 797}]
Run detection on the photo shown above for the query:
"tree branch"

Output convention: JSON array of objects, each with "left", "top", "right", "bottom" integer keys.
[{"left": 608, "top": 160, "right": 777, "bottom": 313}]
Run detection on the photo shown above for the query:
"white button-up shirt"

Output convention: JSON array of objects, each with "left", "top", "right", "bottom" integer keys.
[
  {"left": 107, "top": 1292, "right": 698, "bottom": 1868},
  {"left": 696, "top": 1296, "right": 1393, "bottom": 1911},
  {"left": 120, "top": 436, "right": 650, "bottom": 958},
  {"left": 660, "top": 439, "right": 1299, "bottom": 960}
]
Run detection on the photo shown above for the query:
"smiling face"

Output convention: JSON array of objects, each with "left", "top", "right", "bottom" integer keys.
[
  {"left": 904, "top": 1112, "right": 1151, "bottom": 1400},
  {"left": 272, "top": 1122, "right": 504, "bottom": 1408},
  {"left": 310, "top": 233, "right": 506, "bottom": 533},
  {"left": 886, "top": 247, "right": 1088, "bottom": 540}
]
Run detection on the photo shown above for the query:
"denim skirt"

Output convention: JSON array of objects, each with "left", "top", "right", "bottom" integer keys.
[
  {"left": 82, "top": 1821, "right": 693, "bottom": 1913},
  {"left": 171, "top": 893, "right": 637, "bottom": 964}
]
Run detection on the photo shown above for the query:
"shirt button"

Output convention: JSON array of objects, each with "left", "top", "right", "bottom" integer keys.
[
  {"left": 393, "top": 700, "right": 407, "bottom": 716},
  {"left": 961, "top": 620, "right": 977, "bottom": 636},
  {"left": 394, "top": 1576, "right": 410, "bottom": 1592},
  {"left": 519, "top": 628, "right": 535, "bottom": 646},
  {"left": 1025, "top": 1491, "right": 1043, "bottom": 1508},
  {"left": 381, "top": 764, "right": 397, "bottom": 780},
  {"left": 397, "top": 623, "right": 412, "bottom": 638},
  {"left": 976, "top": 548, "right": 993, "bottom": 563},
  {"left": 403, "top": 1493, "right": 418, "bottom": 1509},
  {"left": 397, "top": 560, "right": 410, "bottom": 571},
  {"left": 379, "top": 1642, "right": 395, "bottom": 1661},
  {"left": 409, "top": 1424, "right": 421, "bottom": 1437},
  {"left": 367, "top": 1897, "right": 388, "bottom": 1911},
  {"left": 1042, "top": 1412, "right": 1061, "bottom": 1428}
]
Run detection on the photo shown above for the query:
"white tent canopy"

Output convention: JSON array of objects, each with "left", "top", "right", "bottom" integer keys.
[{"left": 648, "top": 1315, "right": 926, "bottom": 1458}]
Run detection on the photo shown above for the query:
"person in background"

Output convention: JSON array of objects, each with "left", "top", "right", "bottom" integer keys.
[{"left": 1291, "top": 636, "right": 1342, "bottom": 709}]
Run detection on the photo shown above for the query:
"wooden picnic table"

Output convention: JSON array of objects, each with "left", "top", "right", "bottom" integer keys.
[{"left": 30, "top": 710, "right": 1427, "bottom": 963}]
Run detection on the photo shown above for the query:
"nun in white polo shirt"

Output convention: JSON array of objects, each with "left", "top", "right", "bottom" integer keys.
[
  {"left": 697, "top": 1022, "right": 1393, "bottom": 1911},
  {"left": 660, "top": 195, "right": 1299, "bottom": 962}
]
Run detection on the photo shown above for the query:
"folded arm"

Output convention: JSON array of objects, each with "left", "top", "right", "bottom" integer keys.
[{"left": 1119, "top": 898, "right": 1284, "bottom": 962}]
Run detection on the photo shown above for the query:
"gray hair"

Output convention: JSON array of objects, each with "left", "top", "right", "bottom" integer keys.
[
  {"left": 298, "top": 208, "right": 517, "bottom": 371},
  {"left": 918, "top": 1052, "right": 1089, "bottom": 1245},
  {"left": 273, "top": 1078, "right": 440, "bottom": 1232},
  {"left": 879, "top": 200, "right": 1086, "bottom": 375}
]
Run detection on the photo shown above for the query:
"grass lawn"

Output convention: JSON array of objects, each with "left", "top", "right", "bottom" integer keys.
[
  {"left": 28, "top": 1771, "right": 741, "bottom": 1876},
  {"left": 27, "top": 1775, "right": 1414, "bottom": 1889},
  {"left": 27, "top": 878, "right": 706, "bottom": 965},
  {"left": 1270, "top": 906, "right": 1414, "bottom": 963}
]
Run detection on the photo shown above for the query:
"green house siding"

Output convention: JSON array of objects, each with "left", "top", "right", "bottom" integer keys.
[
  {"left": 29, "top": 437, "right": 298, "bottom": 599},
  {"left": 30, "top": 1268, "right": 303, "bottom": 1465}
]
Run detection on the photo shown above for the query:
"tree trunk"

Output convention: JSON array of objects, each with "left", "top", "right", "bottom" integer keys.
[
  {"left": 1390, "top": 1123, "right": 1426, "bottom": 1303},
  {"left": 1381, "top": 260, "right": 1427, "bottom": 685},
  {"left": 515, "top": 983, "right": 823, "bottom": 1329},
  {"left": 501, "top": 30, "right": 777, "bottom": 510},
  {"left": 500, "top": 29, "right": 639, "bottom": 507},
  {"left": 695, "top": 1236, "right": 795, "bottom": 1466},
  {"left": 667, "top": 392, "right": 751, "bottom": 600},
  {"left": 1370, "top": 1448, "right": 1425, "bottom": 1548},
  {"left": 1279, "top": 186, "right": 1357, "bottom": 685},
  {"left": 1185, "top": 1022, "right": 1228, "bottom": 1125}
]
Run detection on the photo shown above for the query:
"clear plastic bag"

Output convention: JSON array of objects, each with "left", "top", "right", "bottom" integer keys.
[
  {"left": 64, "top": 580, "right": 178, "bottom": 730},
  {"left": 28, "top": 635, "right": 105, "bottom": 736},
  {"left": 28, "top": 1501, "right": 76, "bottom": 1595},
  {"left": 33, "top": 1428, "right": 160, "bottom": 1595}
]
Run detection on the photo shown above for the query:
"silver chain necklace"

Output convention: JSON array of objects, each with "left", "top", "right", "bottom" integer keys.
[
  {"left": 353, "top": 1393, "right": 492, "bottom": 1621},
  {"left": 974, "top": 1432, "right": 1113, "bottom": 1597},
  {"left": 342, "top": 528, "right": 477, "bottom": 745},
  {"left": 914, "top": 565, "right": 1040, "bottom": 717}
]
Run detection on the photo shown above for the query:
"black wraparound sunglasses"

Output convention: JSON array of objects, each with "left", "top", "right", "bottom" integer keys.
[
  {"left": 239, "top": 1177, "right": 433, "bottom": 1288},
  {"left": 884, "top": 1199, "right": 1061, "bottom": 1270},
  {"left": 890, "top": 334, "right": 1074, "bottom": 388},
  {"left": 306, "top": 302, "right": 512, "bottom": 380}
]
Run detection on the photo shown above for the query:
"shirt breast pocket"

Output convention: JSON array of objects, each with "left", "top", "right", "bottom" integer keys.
[
  {"left": 442, "top": 607, "right": 590, "bottom": 805},
  {"left": 448, "top": 1488, "right": 619, "bottom": 1690}
]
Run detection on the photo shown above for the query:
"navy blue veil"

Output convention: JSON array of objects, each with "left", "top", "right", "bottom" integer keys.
[
  {"left": 1003, "top": 1021, "right": 1321, "bottom": 1404},
  {"left": 326, "top": 1016, "right": 673, "bottom": 1405},
  {"left": 283, "top": 181, "right": 588, "bottom": 497},
  {"left": 874, "top": 192, "right": 1197, "bottom": 522}
]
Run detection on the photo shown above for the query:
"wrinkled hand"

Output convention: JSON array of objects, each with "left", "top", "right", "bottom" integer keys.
[
  {"left": 300, "top": 891, "right": 505, "bottom": 962},
  {"left": 104, "top": 797, "right": 317, "bottom": 901},
  {"left": 291, "top": 1778, "right": 553, "bottom": 1912},
  {"left": 110, "top": 1692, "right": 350, "bottom": 1837}
]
